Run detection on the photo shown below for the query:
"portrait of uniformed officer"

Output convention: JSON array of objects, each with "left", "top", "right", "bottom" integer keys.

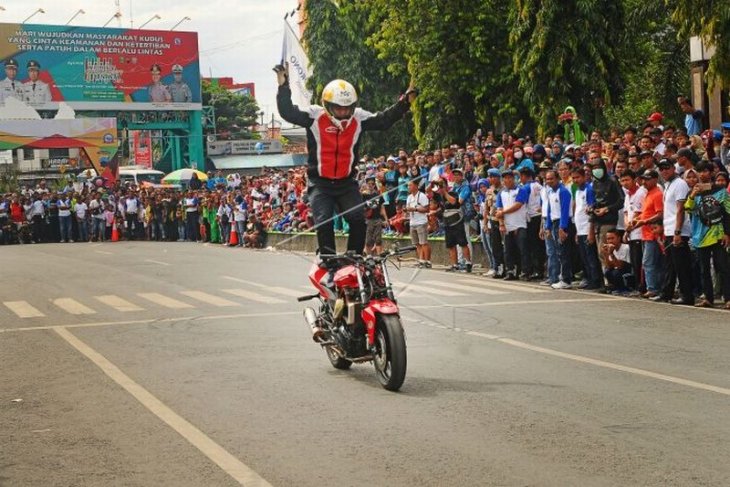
[
  {"left": 167, "top": 64, "right": 192, "bottom": 103},
  {"left": 148, "top": 63, "right": 171, "bottom": 102},
  {"left": 0, "top": 59, "right": 24, "bottom": 103},
  {"left": 23, "top": 60, "right": 52, "bottom": 105}
]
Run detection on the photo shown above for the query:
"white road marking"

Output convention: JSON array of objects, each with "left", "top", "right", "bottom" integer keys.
[
  {"left": 180, "top": 291, "right": 239, "bottom": 307},
  {"left": 137, "top": 293, "right": 194, "bottom": 309},
  {"left": 54, "top": 327, "right": 272, "bottom": 487},
  {"left": 1, "top": 310, "right": 301, "bottom": 334},
  {"left": 456, "top": 278, "right": 548, "bottom": 293},
  {"left": 53, "top": 298, "right": 96, "bottom": 315},
  {"left": 94, "top": 250, "right": 113, "bottom": 255},
  {"left": 3, "top": 301, "right": 45, "bottom": 318},
  {"left": 221, "top": 289, "right": 285, "bottom": 304},
  {"left": 496, "top": 337, "right": 730, "bottom": 397},
  {"left": 95, "top": 295, "right": 144, "bottom": 312},
  {"left": 222, "top": 276, "right": 303, "bottom": 298},
  {"left": 420, "top": 280, "right": 508, "bottom": 295},
  {"left": 392, "top": 281, "right": 466, "bottom": 297},
  {"left": 145, "top": 259, "right": 171, "bottom": 266},
  {"left": 404, "top": 317, "right": 730, "bottom": 398}
]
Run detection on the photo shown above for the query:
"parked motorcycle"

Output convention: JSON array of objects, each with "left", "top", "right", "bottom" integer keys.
[{"left": 298, "top": 246, "right": 416, "bottom": 391}]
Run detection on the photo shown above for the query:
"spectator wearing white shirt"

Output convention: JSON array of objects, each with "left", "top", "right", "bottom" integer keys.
[
  {"left": 519, "top": 167, "right": 545, "bottom": 279},
  {"left": 124, "top": 191, "right": 140, "bottom": 240},
  {"left": 600, "top": 229, "right": 633, "bottom": 294},
  {"left": 495, "top": 170, "right": 529, "bottom": 280},
  {"left": 29, "top": 193, "right": 45, "bottom": 243},
  {"left": 405, "top": 179, "right": 431, "bottom": 267},
  {"left": 75, "top": 197, "right": 89, "bottom": 242},
  {"left": 653, "top": 159, "right": 694, "bottom": 305},
  {"left": 620, "top": 169, "right": 647, "bottom": 293},
  {"left": 542, "top": 170, "right": 574, "bottom": 289},
  {"left": 58, "top": 195, "right": 72, "bottom": 243},
  {"left": 571, "top": 167, "right": 602, "bottom": 289}
]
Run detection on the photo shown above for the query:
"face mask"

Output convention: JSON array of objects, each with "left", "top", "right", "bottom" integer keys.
[
  {"left": 514, "top": 151, "right": 523, "bottom": 159},
  {"left": 592, "top": 168, "right": 605, "bottom": 179}
]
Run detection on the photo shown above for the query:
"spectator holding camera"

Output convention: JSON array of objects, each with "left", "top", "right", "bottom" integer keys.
[
  {"left": 434, "top": 176, "right": 472, "bottom": 273},
  {"left": 685, "top": 161, "right": 730, "bottom": 308}
]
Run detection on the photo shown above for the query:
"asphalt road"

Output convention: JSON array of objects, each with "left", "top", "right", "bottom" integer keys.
[{"left": 1, "top": 241, "right": 729, "bottom": 486}]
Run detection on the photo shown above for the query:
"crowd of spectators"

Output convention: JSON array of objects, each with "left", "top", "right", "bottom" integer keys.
[
  {"left": 0, "top": 167, "right": 313, "bottom": 249},
  {"left": 2, "top": 103, "right": 730, "bottom": 309}
]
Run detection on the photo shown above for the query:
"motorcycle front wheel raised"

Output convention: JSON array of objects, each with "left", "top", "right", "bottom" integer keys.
[{"left": 373, "top": 314, "right": 407, "bottom": 391}]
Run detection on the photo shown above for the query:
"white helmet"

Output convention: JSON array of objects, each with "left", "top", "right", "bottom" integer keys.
[{"left": 321, "top": 79, "right": 358, "bottom": 122}]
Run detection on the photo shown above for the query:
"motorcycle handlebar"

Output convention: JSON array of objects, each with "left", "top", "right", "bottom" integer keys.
[{"left": 319, "top": 245, "right": 417, "bottom": 264}]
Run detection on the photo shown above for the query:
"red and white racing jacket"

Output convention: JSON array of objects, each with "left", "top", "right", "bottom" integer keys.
[{"left": 277, "top": 84, "right": 410, "bottom": 181}]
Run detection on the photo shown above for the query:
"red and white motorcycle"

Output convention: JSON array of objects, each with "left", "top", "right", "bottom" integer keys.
[{"left": 298, "top": 246, "right": 415, "bottom": 391}]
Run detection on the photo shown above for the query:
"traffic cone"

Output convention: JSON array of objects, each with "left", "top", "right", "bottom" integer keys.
[
  {"left": 229, "top": 227, "right": 238, "bottom": 246},
  {"left": 111, "top": 222, "right": 120, "bottom": 242}
]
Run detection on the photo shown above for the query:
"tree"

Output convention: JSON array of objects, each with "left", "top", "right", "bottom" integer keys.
[
  {"left": 303, "top": 0, "right": 416, "bottom": 154},
  {"left": 604, "top": 0, "right": 689, "bottom": 131},
  {"left": 509, "top": 0, "right": 625, "bottom": 135},
  {"left": 202, "top": 80, "right": 260, "bottom": 139},
  {"left": 672, "top": 0, "right": 730, "bottom": 89},
  {"left": 370, "top": 0, "right": 525, "bottom": 146}
]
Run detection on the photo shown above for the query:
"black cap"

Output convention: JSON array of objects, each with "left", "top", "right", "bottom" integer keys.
[
  {"left": 676, "top": 147, "right": 694, "bottom": 160},
  {"left": 657, "top": 158, "right": 673, "bottom": 168},
  {"left": 5, "top": 59, "right": 17, "bottom": 68},
  {"left": 501, "top": 169, "right": 515, "bottom": 177},
  {"left": 639, "top": 150, "right": 653, "bottom": 158},
  {"left": 641, "top": 169, "right": 659, "bottom": 179},
  {"left": 26, "top": 60, "right": 40, "bottom": 69}
]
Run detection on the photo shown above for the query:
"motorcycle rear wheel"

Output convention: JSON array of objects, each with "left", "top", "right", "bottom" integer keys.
[
  {"left": 373, "top": 314, "right": 407, "bottom": 391},
  {"left": 326, "top": 345, "right": 352, "bottom": 370}
]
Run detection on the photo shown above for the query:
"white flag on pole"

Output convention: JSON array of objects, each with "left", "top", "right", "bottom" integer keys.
[{"left": 281, "top": 21, "right": 313, "bottom": 108}]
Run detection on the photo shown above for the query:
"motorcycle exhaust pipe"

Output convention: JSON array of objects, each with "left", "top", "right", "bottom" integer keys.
[{"left": 303, "top": 307, "right": 325, "bottom": 342}]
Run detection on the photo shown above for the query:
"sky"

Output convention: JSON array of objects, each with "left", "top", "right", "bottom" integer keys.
[{"left": 0, "top": 0, "right": 299, "bottom": 124}]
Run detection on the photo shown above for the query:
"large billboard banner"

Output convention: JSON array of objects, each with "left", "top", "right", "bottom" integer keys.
[{"left": 0, "top": 23, "right": 200, "bottom": 111}]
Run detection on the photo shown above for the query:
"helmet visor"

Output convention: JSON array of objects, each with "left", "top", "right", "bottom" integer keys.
[{"left": 326, "top": 102, "right": 355, "bottom": 120}]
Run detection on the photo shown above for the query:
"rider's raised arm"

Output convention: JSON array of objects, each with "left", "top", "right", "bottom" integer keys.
[
  {"left": 357, "top": 98, "right": 410, "bottom": 132},
  {"left": 277, "top": 84, "right": 315, "bottom": 128}
]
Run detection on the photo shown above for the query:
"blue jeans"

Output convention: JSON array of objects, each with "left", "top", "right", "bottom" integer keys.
[
  {"left": 92, "top": 218, "right": 105, "bottom": 241},
  {"left": 77, "top": 219, "right": 88, "bottom": 241},
  {"left": 480, "top": 224, "right": 495, "bottom": 270},
  {"left": 642, "top": 240, "right": 663, "bottom": 293},
  {"left": 220, "top": 222, "right": 231, "bottom": 245},
  {"left": 545, "top": 225, "right": 572, "bottom": 284},
  {"left": 576, "top": 235, "right": 602, "bottom": 287},
  {"left": 59, "top": 215, "right": 72, "bottom": 241},
  {"left": 235, "top": 220, "right": 246, "bottom": 245}
]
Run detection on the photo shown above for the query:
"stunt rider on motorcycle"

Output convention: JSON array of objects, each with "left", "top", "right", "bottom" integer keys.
[{"left": 274, "top": 63, "right": 417, "bottom": 256}]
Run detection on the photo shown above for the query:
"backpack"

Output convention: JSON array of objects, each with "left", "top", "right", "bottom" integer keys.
[{"left": 698, "top": 194, "right": 724, "bottom": 226}]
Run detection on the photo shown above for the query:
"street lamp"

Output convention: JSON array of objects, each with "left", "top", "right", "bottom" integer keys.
[
  {"left": 65, "top": 9, "right": 85, "bottom": 25},
  {"left": 22, "top": 8, "right": 44, "bottom": 24},
  {"left": 259, "top": 111, "right": 265, "bottom": 127},
  {"left": 103, "top": 11, "right": 122, "bottom": 28},
  {"left": 139, "top": 14, "right": 161, "bottom": 29},
  {"left": 170, "top": 16, "right": 190, "bottom": 31}
]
